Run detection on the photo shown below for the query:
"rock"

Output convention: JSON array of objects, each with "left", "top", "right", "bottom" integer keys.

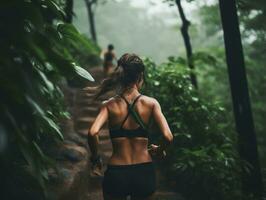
[
  {"left": 61, "top": 148, "right": 85, "bottom": 162},
  {"left": 60, "top": 168, "right": 73, "bottom": 181},
  {"left": 66, "top": 134, "right": 87, "bottom": 147},
  {"left": 48, "top": 168, "right": 60, "bottom": 184},
  {"left": 63, "top": 140, "right": 76, "bottom": 146}
]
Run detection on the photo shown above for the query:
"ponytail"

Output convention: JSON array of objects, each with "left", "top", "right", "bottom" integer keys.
[{"left": 94, "top": 66, "right": 122, "bottom": 100}]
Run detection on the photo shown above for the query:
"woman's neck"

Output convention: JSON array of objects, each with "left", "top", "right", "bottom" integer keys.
[{"left": 120, "top": 85, "right": 140, "bottom": 98}]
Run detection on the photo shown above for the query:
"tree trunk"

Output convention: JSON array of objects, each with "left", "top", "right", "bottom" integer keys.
[
  {"left": 175, "top": 0, "right": 197, "bottom": 89},
  {"left": 65, "top": 0, "right": 74, "bottom": 23},
  {"left": 218, "top": 0, "right": 263, "bottom": 197},
  {"left": 84, "top": 0, "right": 97, "bottom": 43}
]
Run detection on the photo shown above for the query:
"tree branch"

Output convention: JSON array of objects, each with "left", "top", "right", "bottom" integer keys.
[{"left": 175, "top": 0, "right": 197, "bottom": 89}]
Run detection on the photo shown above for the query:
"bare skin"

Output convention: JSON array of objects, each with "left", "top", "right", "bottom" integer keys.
[{"left": 89, "top": 80, "right": 173, "bottom": 200}]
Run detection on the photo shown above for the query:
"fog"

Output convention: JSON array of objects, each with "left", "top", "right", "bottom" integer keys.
[{"left": 73, "top": 0, "right": 197, "bottom": 63}]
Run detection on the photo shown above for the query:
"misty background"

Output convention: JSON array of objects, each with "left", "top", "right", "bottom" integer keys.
[{"left": 73, "top": 0, "right": 220, "bottom": 63}]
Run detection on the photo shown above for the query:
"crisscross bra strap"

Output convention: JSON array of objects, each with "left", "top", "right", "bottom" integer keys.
[{"left": 119, "top": 94, "right": 147, "bottom": 130}]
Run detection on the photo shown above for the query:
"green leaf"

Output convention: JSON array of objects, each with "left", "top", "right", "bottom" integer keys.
[
  {"left": 37, "top": 70, "right": 54, "bottom": 91},
  {"left": 23, "top": 3, "right": 44, "bottom": 30},
  {"left": 42, "top": 0, "right": 65, "bottom": 20},
  {"left": 73, "top": 63, "right": 95, "bottom": 81},
  {"left": 188, "top": 160, "right": 195, "bottom": 167},
  {"left": 43, "top": 116, "right": 64, "bottom": 140},
  {"left": 25, "top": 95, "right": 45, "bottom": 116}
]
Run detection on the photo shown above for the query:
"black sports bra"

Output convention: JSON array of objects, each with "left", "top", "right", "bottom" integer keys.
[{"left": 109, "top": 94, "right": 150, "bottom": 139}]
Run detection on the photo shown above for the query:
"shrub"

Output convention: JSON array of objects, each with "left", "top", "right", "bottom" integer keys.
[
  {"left": 0, "top": 0, "right": 95, "bottom": 198},
  {"left": 143, "top": 57, "right": 245, "bottom": 200}
]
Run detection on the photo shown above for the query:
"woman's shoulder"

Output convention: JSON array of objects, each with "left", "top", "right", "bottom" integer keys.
[
  {"left": 140, "top": 94, "right": 156, "bottom": 101},
  {"left": 139, "top": 95, "right": 160, "bottom": 107},
  {"left": 100, "top": 95, "right": 121, "bottom": 107},
  {"left": 101, "top": 95, "right": 159, "bottom": 107}
]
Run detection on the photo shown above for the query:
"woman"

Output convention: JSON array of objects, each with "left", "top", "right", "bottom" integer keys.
[
  {"left": 88, "top": 53, "right": 173, "bottom": 200},
  {"left": 102, "top": 44, "right": 117, "bottom": 77}
]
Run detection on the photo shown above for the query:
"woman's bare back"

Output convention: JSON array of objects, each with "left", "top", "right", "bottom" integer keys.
[
  {"left": 105, "top": 94, "right": 155, "bottom": 165},
  {"left": 89, "top": 90, "right": 173, "bottom": 165}
]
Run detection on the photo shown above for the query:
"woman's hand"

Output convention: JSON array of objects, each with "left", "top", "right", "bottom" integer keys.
[
  {"left": 148, "top": 144, "right": 167, "bottom": 160},
  {"left": 148, "top": 144, "right": 159, "bottom": 156},
  {"left": 90, "top": 155, "right": 103, "bottom": 176}
]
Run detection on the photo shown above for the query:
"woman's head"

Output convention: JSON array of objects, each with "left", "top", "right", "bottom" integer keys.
[
  {"left": 95, "top": 53, "right": 145, "bottom": 99},
  {"left": 116, "top": 53, "right": 145, "bottom": 88}
]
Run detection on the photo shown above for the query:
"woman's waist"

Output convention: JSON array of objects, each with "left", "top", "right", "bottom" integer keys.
[
  {"left": 109, "top": 150, "right": 152, "bottom": 165},
  {"left": 107, "top": 161, "right": 154, "bottom": 169},
  {"left": 111, "top": 147, "right": 150, "bottom": 156}
]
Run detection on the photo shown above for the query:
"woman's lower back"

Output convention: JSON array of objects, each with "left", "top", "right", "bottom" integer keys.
[{"left": 108, "top": 138, "right": 152, "bottom": 165}]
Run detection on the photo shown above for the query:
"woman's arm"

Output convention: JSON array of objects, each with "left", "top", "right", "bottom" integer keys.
[
  {"left": 151, "top": 99, "right": 173, "bottom": 152},
  {"left": 89, "top": 102, "right": 108, "bottom": 136},
  {"left": 88, "top": 102, "right": 108, "bottom": 159}
]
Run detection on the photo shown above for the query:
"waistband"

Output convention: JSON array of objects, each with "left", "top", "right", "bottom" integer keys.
[{"left": 107, "top": 161, "right": 154, "bottom": 169}]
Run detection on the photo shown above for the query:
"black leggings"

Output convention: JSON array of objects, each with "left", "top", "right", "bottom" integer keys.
[{"left": 102, "top": 162, "right": 156, "bottom": 198}]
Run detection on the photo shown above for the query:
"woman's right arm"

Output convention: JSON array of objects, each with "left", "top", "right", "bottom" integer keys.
[{"left": 87, "top": 102, "right": 108, "bottom": 169}]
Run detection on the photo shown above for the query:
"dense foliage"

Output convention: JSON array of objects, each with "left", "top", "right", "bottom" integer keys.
[
  {"left": 195, "top": 0, "right": 266, "bottom": 170},
  {"left": 143, "top": 57, "right": 251, "bottom": 200},
  {"left": 0, "top": 0, "right": 98, "bottom": 198},
  {"left": 237, "top": 0, "right": 266, "bottom": 167},
  {"left": 69, "top": 33, "right": 101, "bottom": 69}
]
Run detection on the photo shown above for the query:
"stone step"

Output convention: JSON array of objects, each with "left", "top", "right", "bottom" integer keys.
[
  {"left": 75, "top": 99, "right": 94, "bottom": 106},
  {"left": 102, "top": 151, "right": 112, "bottom": 158},
  {"left": 99, "top": 138, "right": 111, "bottom": 145},
  {"left": 64, "top": 133, "right": 87, "bottom": 148},
  {"left": 100, "top": 129, "right": 109, "bottom": 135},
  {"left": 101, "top": 145, "right": 112, "bottom": 153},
  {"left": 76, "top": 92, "right": 96, "bottom": 100},
  {"left": 47, "top": 154, "right": 89, "bottom": 200},
  {"left": 76, "top": 90, "right": 110, "bottom": 100},
  {"left": 75, "top": 99, "right": 101, "bottom": 107},
  {"left": 75, "top": 107, "right": 99, "bottom": 117},
  {"left": 87, "top": 176, "right": 104, "bottom": 191},
  {"left": 75, "top": 93, "right": 115, "bottom": 106},
  {"left": 74, "top": 117, "right": 95, "bottom": 130},
  {"left": 77, "top": 128, "right": 109, "bottom": 139},
  {"left": 86, "top": 191, "right": 102, "bottom": 200},
  {"left": 83, "top": 79, "right": 102, "bottom": 86},
  {"left": 77, "top": 130, "right": 89, "bottom": 138},
  {"left": 99, "top": 141, "right": 112, "bottom": 152},
  {"left": 55, "top": 143, "right": 88, "bottom": 163},
  {"left": 100, "top": 141, "right": 113, "bottom": 152},
  {"left": 99, "top": 134, "right": 110, "bottom": 140},
  {"left": 48, "top": 67, "right": 111, "bottom": 200}
]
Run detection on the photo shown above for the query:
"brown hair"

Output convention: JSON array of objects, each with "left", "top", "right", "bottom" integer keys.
[{"left": 94, "top": 53, "right": 145, "bottom": 99}]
